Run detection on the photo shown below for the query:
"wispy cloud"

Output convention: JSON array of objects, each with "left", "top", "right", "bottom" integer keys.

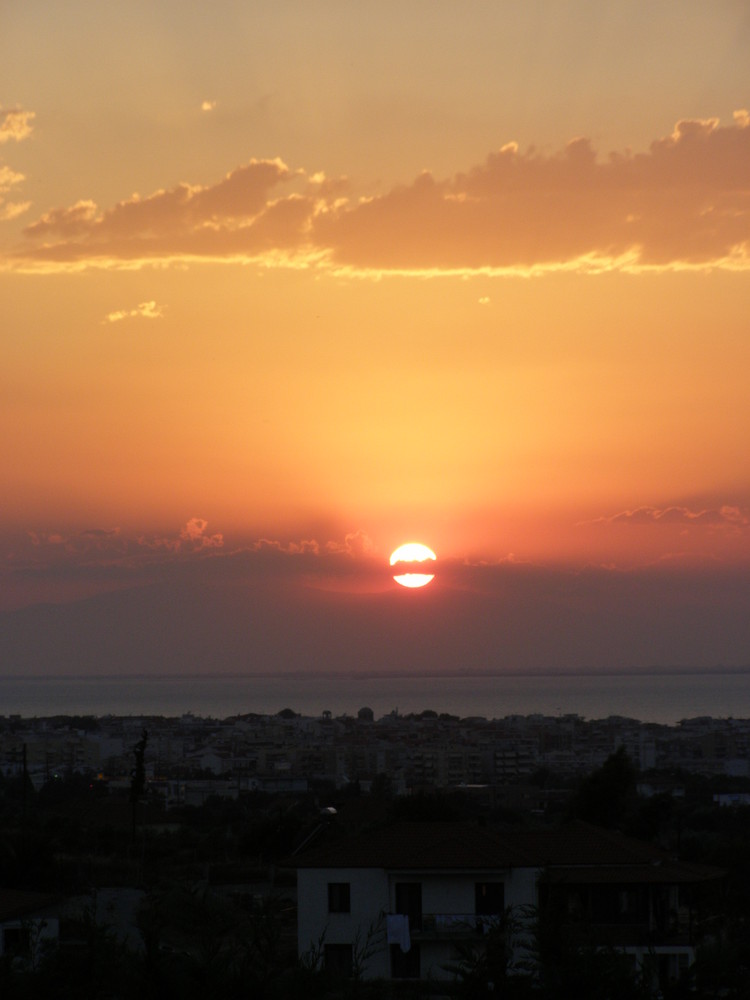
[
  {"left": 0, "top": 165, "right": 29, "bottom": 221},
  {"left": 9, "top": 523, "right": 380, "bottom": 576},
  {"left": 583, "top": 504, "right": 749, "bottom": 530},
  {"left": 3, "top": 520, "right": 226, "bottom": 588},
  {"left": 10, "top": 113, "right": 750, "bottom": 275},
  {"left": 0, "top": 107, "right": 34, "bottom": 221},
  {"left": 0, "top": 108, "right": 35, "bottom": 144},
  {"left": 103, "top": 300, "right": 163, "bottom": 324}
]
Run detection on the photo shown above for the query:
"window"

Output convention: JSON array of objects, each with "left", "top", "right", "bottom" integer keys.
[
  {"left": 618, "top": 888, "right": 639, "bottom": 920},
  {"left": 391, "top": 942, "right": 420, "bottom": 979},
  {"left": 395, "top": 882, "right": 422, "bottom": 930},
  {"left": 325, "top": 943, "right": 353, "bottom": 977},
  {"left": 475, "top": 881, "right": 504, "bottom": 916},
  {"left": 3, "top": 926, "right": 31, "bottom": 957},
  {"left": 328, "top": 882, "right": 351, "bottom": 913}
]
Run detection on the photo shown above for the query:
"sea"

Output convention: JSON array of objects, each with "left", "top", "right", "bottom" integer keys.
[{"left": 0, "top": 671, "right": 748, "bottom": 725}]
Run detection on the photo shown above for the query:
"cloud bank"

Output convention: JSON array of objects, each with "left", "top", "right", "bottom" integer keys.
[
  {"left": 9, "top": 113, "right": 750, "bottom": 275},
  {"left": 3, "top": 535, "right": 750, "bottom": 677}
]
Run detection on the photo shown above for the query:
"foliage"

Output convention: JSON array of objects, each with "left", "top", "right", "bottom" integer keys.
[
  {"left": 391, "top": 790, "right": 463, "bottom": 822},
  {"left": 350, "top": 912, "right": 386, "bottom": 982},
  {"left": 441, "top": 906, "right": 536, "bottom": 998},
  {"left": 568, "top": 747, "right": 638, "bottom": 829},
  {"left": 136, "top": 882, "right": 298, "bottom": 999},
  {"left": 530, "top": 900, "right": 655, "bottom": 1000}
]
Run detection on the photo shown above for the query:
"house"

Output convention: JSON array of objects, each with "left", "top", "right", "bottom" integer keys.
[
  {"left": 0, "top": 889, "right": 61, "bottom": 965},
  {"left": 294, "top": 820, "right": 722, "bottom": 988}
]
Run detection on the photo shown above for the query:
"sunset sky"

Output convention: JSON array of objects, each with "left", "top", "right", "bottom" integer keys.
[{"left": 2, "top": 2, "right": 749, "bottom": 676}]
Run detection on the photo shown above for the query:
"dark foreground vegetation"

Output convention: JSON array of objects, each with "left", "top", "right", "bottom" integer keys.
[{"left": 1, "top": 747, "right": 749, "bottom": 997}]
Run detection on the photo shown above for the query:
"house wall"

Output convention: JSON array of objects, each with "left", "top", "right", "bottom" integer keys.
[
  {"left": 297, "top": 865, "right": 540, "bottom": 981},
  {"left": 388, "top": 869, "right": 538, "bottom": 981},
  {"left": 383, "top": 867, "right": 538, "bottom": 911},
  {"left": 0, "top": 916, "right": 59, "bottom": 962},
  {"left": 297, "top": 866, "right": 391, "bottom": 978}
]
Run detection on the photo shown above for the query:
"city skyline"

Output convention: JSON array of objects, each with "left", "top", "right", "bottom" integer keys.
[{"left": 2, "top": 3, "right": 749, "bottom": 674}]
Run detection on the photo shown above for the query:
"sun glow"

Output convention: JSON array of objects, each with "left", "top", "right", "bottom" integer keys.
[{"left": 389, "top": 542, "right": 437, "bottom": 588}]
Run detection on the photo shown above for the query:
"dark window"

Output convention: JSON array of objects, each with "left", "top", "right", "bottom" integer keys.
[
  {"left": 475, "top": 881, "right": 504, "bottom": 916},
  {"left": 328, "top": 882, "right": 351, "bottom": 913},
  {"left": 391, "top": 942, "right": 420, "bottom": 979},
  {"left": 618, "top": 888, "right": 639, "bottom": 920},
  {"left": 325, "top": 943, "right": 353, "bottom": 977},
  {"left": 3, "top": 926, "right": 31, "bottom": 956},
  {"left": 395, "top": 882, "right": 422, "bottom": 930}
]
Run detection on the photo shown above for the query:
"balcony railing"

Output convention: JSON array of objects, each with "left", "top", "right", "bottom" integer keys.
[
  {"left": 390, "top": 913, "right": 502, "bottom": 939},
  {"left": 561, "top": 922, "right": 693, "bottom": 948}
]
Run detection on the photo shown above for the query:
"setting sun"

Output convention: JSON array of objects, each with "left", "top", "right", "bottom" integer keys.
[{"left": 390, "top": 543, "right": 437, "bottom": 589}]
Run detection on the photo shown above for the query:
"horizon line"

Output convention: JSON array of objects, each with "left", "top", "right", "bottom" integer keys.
[{"left": 1, "top": 665, "right": 749, "bottom": 682}]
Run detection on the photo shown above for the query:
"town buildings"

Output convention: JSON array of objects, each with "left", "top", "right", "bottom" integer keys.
[{"left": 3, "top": 709, "right": 750, "bottom": 799}]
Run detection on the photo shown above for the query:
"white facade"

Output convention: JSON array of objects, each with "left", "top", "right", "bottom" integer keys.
[
  {"left": 297, "top": 863, "right": 536, "bottom": 981},
  {"left": 0, "top": 916, "right": 59, "bottom": 965}
]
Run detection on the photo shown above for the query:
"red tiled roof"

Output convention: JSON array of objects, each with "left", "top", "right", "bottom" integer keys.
[
  {"left": 294, "top": 821, "right": 533, "bottom": 870},
  {"left": 545, "top": 862, "right": 722, "bottom": 885},
  {"left": 0, "top": 889, "right": 61, "bottom": 922},
  {"left": 292, "top": 819, "right": 723, "bottom": 884},
  {"left": 517, "top": 821, "right": 668, "bottom": 867}
]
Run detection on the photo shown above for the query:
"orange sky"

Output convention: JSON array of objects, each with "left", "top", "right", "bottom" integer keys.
[{"left": 2, "top": 3, "right": 749, "bottom": 672}]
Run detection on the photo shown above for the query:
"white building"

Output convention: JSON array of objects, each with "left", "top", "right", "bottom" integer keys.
[
  {"left": 294, "top": 820, "right": 722, "bottom": 989},
  {"left": 0, "top": 889, "right": 61, "bottom": 966}
]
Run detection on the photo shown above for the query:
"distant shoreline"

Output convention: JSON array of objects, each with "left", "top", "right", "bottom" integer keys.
[{"left": 2, "top": 665, "right": 749, "bottom": 682}]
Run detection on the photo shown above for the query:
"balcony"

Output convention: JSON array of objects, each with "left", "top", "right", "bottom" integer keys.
[
  {"left": 561, "top": 921, "right": 693, "bottom": 949},
  {"left": 390, "top": 913, "right": 501, "bottom": 940}
]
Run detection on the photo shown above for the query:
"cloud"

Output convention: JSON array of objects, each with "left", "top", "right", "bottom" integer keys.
[
  {"left": 5, "top": 517, "right": 378, "bottom": 579},
  {"left": 0, "top": 200, "right": 30, "bottom": 222},
  {"left": 132, "top": 518, "right": 224, "bottom": 555},
  {"left": 313, "top": 113, "right": 750, "bottom": 273},
  {"left": 103, "top": 300, "right": 163, "bottom": 323},
  {"left": 180, "top": 517, "right": 224, "bottom": 549},
  {"left": 15, "top": 528, "right": 129, "bottom": 572},
  {"left": 0, "top": 166, "right": 26, "bottom": 192},
  {"left": 0, "top": 162, "right": 30, "bottom": 222},
  {"left": 585, "top": 504, "right": 749, "bottom": 530},
  {"left": 18, "top": 159, "right": 312, "bottom": 266},
  {"left": 325, "top": 530, "right": 375, "bottom": 557},
  {"left": 11, "top": 112, "right": 750, "bottom": 274},
  {"left": 5, "top": 548, "right": 750, "bottom": 675},
  {"left": 0, "top": 108, "right": 34, "bottom": 143},
  {"left": 12, "top": 519, "right": 225, "bottom": 571}
]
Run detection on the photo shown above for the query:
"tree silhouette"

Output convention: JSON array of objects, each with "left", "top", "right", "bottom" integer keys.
[
  {"left": 130, "top": 729, "right": 148, "bottom": 844},
  {"left": 569, "top": 747, "right": 638, "bottom": 829}
]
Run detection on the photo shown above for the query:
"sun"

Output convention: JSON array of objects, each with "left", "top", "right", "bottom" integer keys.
[{"left": 389, "top": 542, "right": 437, "bottom": 588}]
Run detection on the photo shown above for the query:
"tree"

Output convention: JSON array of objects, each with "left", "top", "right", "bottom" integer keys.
[
  {"left": 569, "top": 747, "right": 638, "bottom": 829},
  {"left": 441, "top": 907, "right": 535, "bottom": 998},
  {"left": 130, "top": 729, "right": 148, "bottom": 844}
]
